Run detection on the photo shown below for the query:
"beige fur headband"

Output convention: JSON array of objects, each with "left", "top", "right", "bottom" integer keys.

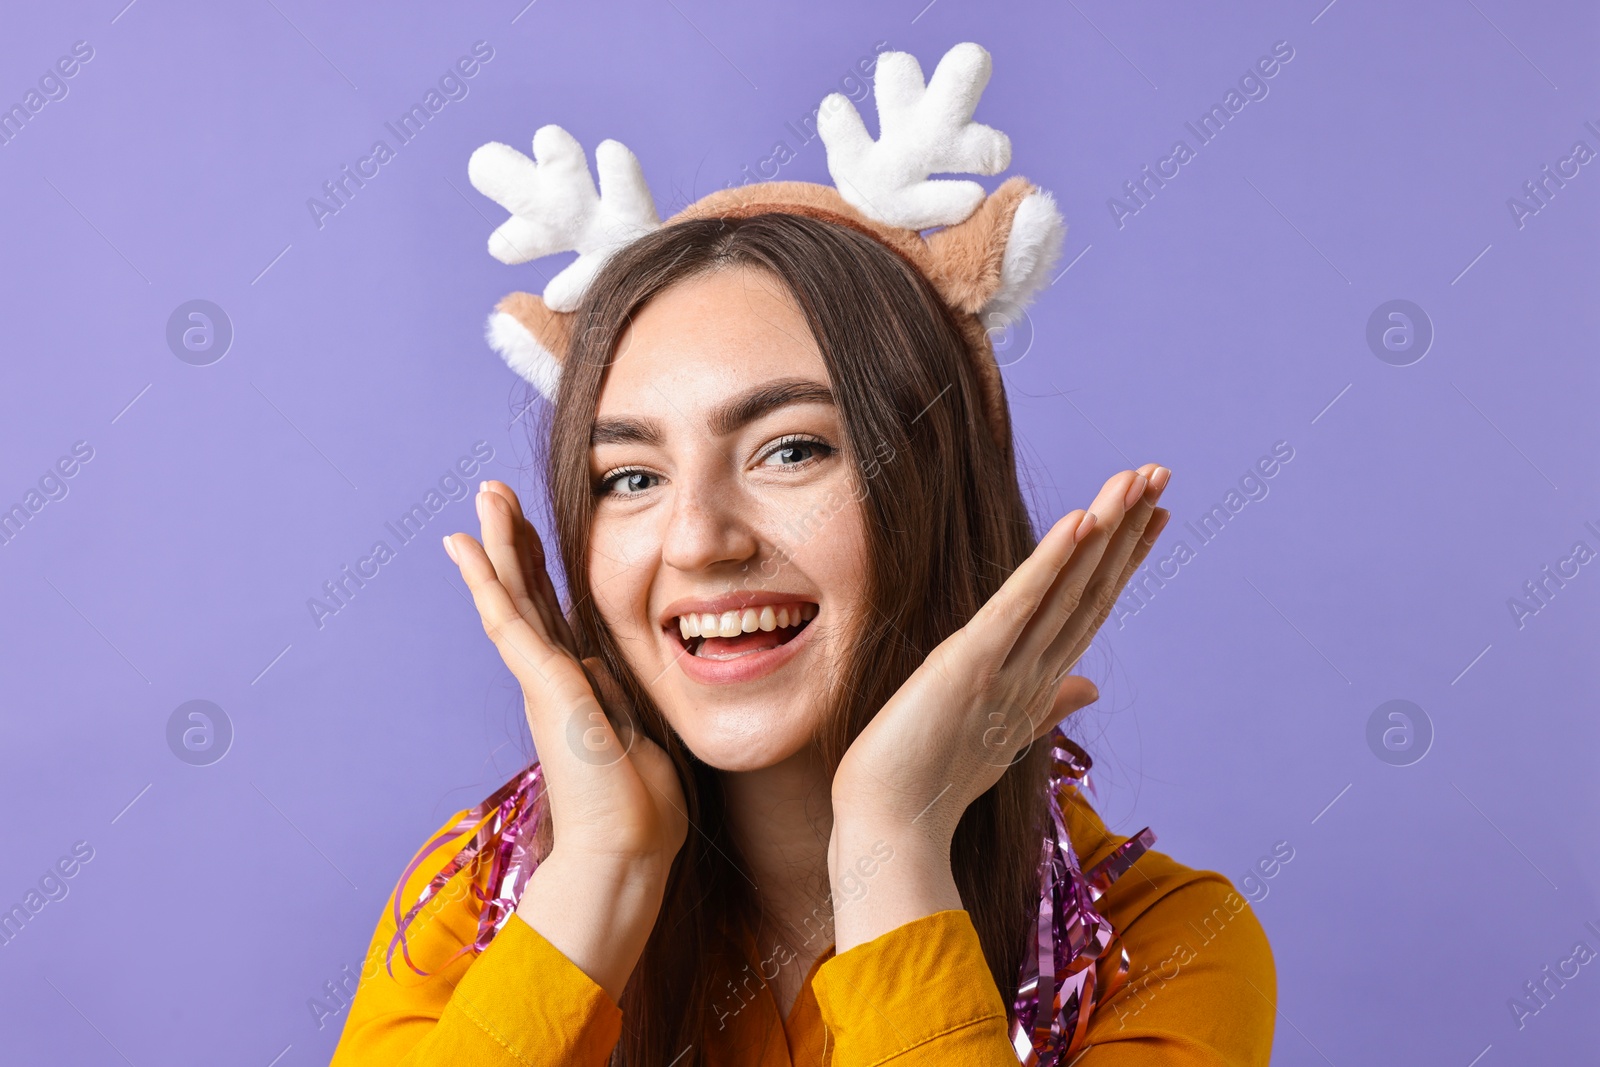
[{"left": 467, "top": 42, "right": 1066, "bottom": 446}]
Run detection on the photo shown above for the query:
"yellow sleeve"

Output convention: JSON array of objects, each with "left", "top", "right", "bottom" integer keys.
[
  {"left": 1066, "top": 790, "right": 1278, "bottom": 1067},
  {"left": 809, "top": 789, "right": 1277, "bottom": 1067},
  {"left": 811, "top": 908, "right": 1020, "bottom": 1066},
  {"left": 329, "top": 810, "right": 624, "bottom": 1067}
]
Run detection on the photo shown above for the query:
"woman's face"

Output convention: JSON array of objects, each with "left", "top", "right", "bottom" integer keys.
[{"left": 586, "top": 266, "right": 868, "bottom": 772}]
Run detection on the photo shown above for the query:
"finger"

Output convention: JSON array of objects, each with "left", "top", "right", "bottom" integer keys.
[
  {"left": 483, "top": 480, "right": 578, "bottom": 654},
  {"left": 448, "top": 531, "right": 640, "bottom": 786},
  {"left": 580, "top": 655, "right": 642, "bottom": 734},
  {"left": 1073, "top": 466, "right": 1170, "bottom": 627},
  {"left": 1099, "top": 465, "right": 1167, "bottom": 562},
  {"left": 581, "top": 656, "right": 628, "bottom": 717},
  {"left": 1057, "top": 507, "right": 1169, "bottom": 671},
  {"left": 960, "top": 507, "right": 1094, "bottom": 664},
  {"left": 524, "top": 525, "right": 579, "bottom": 656},
  {"left": 481, "top": 480, "right": 539, "bottom": 600},
  {"left": 477, "top": 488, "right": 570, "bottom": 653},
  {"left": 446, "top": 531, "right": 581, "bottom": 706},
  {"left": 1114, "top": 507, "right": 1169, "bottom": 594},
  {"left": 476, "top": 488, "right": 539, "bottom": 622},
  {"left": 445, "top": 531, "right": 652, "bottom": 803},
  {"left": 1043, "top": 469, "right": 1170, "bottom": 668},
  {"left": 1007, "top": 468, "right": 1148, "bottom": 666},
  {"left": 1029, "top": 674, "right": 1100, "bottom": 742}
]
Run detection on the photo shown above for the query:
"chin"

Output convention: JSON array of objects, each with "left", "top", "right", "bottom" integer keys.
[{"left": 663, "top": 703, "right": 820, "bottom": 772}]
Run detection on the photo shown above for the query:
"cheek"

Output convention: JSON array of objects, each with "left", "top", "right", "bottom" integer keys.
[
  {"left": 814, "top": 506, "right": 867, "bottom": 598},
  {"left": 589, "top": 506, "right": 665, "bottom": 573},
  {"left": 765, "top": 484, "right": 868, "bottom": 617},
  {"left": 588, "top": 514, "right": 662, "bottom": 646}
]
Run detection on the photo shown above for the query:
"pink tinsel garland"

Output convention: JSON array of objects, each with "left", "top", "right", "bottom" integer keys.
[{"left": 387, "top": 728, "right": 1152, "bottom": 1065}]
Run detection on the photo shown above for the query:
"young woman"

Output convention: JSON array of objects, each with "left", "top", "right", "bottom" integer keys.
[{"left": 327, "top": 211, "right": 1276, "bottom": 1066}]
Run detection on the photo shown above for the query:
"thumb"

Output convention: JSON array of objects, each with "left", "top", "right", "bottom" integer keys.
[
  {"left": 1032, "top": 674, "right": 1099, "bottom": 742},
  {"left": 581, "top": 657, "right": 637, "bottom": 735}
]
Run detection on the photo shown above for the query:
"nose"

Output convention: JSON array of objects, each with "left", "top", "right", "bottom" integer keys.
[{"left": 659, "top": 472, "right": 761, "bottom": 575}]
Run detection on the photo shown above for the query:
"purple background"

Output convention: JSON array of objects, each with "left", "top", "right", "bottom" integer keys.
[{"left": 1, "top": 1, "right": 1595, "bottom": 1063}]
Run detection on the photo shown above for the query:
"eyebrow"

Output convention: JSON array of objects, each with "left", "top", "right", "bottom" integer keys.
[{"left": 589, "top": 377, "right": 835, "bottom": 447}]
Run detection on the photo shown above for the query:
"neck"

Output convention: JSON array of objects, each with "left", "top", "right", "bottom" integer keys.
[{"left": 720, "top": 744, "right": 836, "bottom": 958}]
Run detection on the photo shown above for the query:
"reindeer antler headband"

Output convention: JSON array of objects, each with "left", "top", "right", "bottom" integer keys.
[{"left": 467, "top": 42, "right": 1066, "bottom": 447}]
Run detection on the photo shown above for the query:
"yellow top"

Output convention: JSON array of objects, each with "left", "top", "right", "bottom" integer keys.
[{"left": 330, "top": 786, "right": 1276, "bottom": 1066}]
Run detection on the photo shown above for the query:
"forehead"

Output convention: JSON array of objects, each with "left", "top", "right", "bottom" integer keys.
[{"left": 597, "top": 267, "right": 829, "bottom": 416}]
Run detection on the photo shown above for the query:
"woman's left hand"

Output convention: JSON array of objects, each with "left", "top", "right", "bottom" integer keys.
[{"left": 827, "top": 464, "right": 1171, "bottom": 950}]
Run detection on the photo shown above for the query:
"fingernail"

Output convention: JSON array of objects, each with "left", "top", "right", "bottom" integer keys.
[
  {"left": 441, "top": 535, "right": 458, "bottom": 562},
  {"left": 476, "top": 492, "right": 487, "bottom": 520},
  {"left": 1074, "top": 512, "right": 1097, "bottom": 542},
  {"left": 1123, "top": 474, "right": 1148, "bottom": 508},
  {"left": 479, "top": 480, "right": 488, "bottom": 492},
  {"left": 1150, "top": 466, "right": 1171, "bottom": 492}
]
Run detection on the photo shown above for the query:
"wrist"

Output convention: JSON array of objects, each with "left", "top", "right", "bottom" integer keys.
[
  {"left": 828, "top": 818, "right": 961, "bottom": 954},
  {"left": 831, "top": 754, "right": 969, "bottom": 844},
  {"left": 515, "top": 847, "right": 670, "bottom": 1004},
  {"left": 538, "top": 843, "right": 675, "bottom": 894},
  {"left": 830, "top": 778, "right": 962, "bottom": 854}
]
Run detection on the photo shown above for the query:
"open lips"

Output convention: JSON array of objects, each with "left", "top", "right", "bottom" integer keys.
[{"left": 671, "top": 603, "right": 817, "bottom": 660}]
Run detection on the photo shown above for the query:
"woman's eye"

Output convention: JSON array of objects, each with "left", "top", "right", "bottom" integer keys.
[
  {"left": 761, "top": 438, "right": 832, "bottom": 467},
  {"left": 601, "top": 469, "right": 659, "bottom": 495}
]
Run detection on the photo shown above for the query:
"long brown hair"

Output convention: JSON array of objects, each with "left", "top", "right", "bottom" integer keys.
[{"left": 541, "top": 212, "right": 1049, "bottom": 1064}]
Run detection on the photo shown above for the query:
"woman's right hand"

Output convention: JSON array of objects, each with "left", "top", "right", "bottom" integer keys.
[{"left": 443, "top": 480, "right": 687, "bottom": 1000}]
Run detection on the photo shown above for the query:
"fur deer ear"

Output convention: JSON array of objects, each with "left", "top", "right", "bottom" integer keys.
[
  {"left": 918, "top": 176, "right": 1065, "bottom": 320},
  {"left": 979, "top": 186, "right": 1066, "bottom": 330},
  {"left": 485, "top": 290, "right": 573, "bottom": 400}
]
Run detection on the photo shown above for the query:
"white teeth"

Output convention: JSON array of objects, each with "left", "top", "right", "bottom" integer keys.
[{"left": 675, "top": 603, "right": 817, "bottom": 641}]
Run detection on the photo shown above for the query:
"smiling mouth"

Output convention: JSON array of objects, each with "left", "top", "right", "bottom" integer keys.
[{"left": 670, "top": 603, "right": 817, "bottom": 661}]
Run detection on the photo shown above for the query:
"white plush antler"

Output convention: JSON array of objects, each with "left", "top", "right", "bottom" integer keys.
[
  {"left": 818, "top": 42, "right": 1012, "bottom": 231},
  {"left": 468, "top": 125, "right": 660, "bottom": 312}
]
